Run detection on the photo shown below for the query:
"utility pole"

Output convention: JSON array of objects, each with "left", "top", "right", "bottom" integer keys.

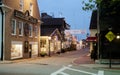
[{"left": 97, "top": 4, "right": 100, "bottom": 62}]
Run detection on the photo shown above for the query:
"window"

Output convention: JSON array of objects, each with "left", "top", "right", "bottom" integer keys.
[
  {"left": 11, "top": 41, "right": 23, "bottom": 59},
  {"left": 19, "top": 0, "right": 24, "bottom": 11},
  {"left": 29, "top": 3, "right": 33, "bottom": 16},
  {"left": 29, "top": 42, "right": 38, "bottom": 57},
  {"left": 29, "top": 24, "right": 32, "bottom": 37},
  {"left": 11, "top": 19, "right": 16, "bottom": 35},
  {"left": 34, "top": 26, "right": 38, "bottom": 38},
  {"left": 18, "top": 21, "right": 23, "bottom": 36}
]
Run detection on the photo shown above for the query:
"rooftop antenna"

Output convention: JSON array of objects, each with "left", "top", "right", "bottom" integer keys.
[
  {"left": 50, "top": 12, "right": 54, "bottom": 18},
  {"left": 59, "top": 12, "right": 63, "bottom": 18}
]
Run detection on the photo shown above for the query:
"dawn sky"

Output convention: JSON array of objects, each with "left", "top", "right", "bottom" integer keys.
[{"left": 38, "top": 0, "right": 92, "bottom": 40}]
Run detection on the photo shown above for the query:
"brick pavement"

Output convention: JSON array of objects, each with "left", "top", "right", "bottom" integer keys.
[
  {"left": 72, "top": 47, "right": 95, "bottom": 65},
  {"left": 73, "top": 55, "right": 95, "bottom": 64}
]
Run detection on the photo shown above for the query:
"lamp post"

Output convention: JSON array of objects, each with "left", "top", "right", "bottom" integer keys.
[{"left": 48, "top": 37, "right": 51, "bottom": 57}]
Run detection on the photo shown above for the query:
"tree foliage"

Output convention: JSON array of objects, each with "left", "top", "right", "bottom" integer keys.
[
  {"left": 99, "top": 0, "right": 120, "bottom": 29},
  {"left": 82, "top": 0, "right": 120, "bottom": 30},
  {"left": 82, "top": 0, "right": 102, "bottom": 11}
]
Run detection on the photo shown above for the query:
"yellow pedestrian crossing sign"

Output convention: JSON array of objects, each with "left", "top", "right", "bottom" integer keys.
[{"left": 105, "top": 31, "right": 115, "bottom": 42}]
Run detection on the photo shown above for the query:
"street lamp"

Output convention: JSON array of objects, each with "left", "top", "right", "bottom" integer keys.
[
  {"left": 48, "top": 37, "right": 51, "bottom": 57},
  {"left": 116, "top": 33, "right": 120, "bottom": 39}
]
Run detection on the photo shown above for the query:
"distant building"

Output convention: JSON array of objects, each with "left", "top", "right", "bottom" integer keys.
[
  {"left": 40, "top": 13, "right": 70, "bottom": 54},
  {"left": 86, "top": 10, "right": 97, "bottom": 53},
  {"left": 0, "top": 0, "right": 41, "bottom": 60}
]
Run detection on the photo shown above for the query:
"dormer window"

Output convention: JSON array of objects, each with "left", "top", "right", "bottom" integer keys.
[
  {"left": 30, "top": 3, "right": 33, "bottom": 16},
  {"left": 19, "top": 0, "right": 24, "bottom": 11}
]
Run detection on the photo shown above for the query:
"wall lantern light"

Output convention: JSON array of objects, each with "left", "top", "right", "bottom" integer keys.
[{"left": 116, "top": 33, "right": 120, "bottom": 39}]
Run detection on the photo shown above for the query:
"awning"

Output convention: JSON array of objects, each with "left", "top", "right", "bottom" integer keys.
[{"left": 86, "top": 37, "right": 97, "bottom": 42}]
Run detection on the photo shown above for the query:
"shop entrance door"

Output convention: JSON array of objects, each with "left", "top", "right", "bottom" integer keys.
[{"left": 29, "top": 44, "right": 32, "bottom": 58}]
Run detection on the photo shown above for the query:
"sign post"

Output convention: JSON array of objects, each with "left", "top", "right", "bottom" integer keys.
[{"left": 105, "top": 31, "right": 115, "bottom": 68}]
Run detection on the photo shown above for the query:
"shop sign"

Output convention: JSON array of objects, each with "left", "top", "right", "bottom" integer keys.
[{"left": 14, "top": 10, "right": 38, "bottom": 24}]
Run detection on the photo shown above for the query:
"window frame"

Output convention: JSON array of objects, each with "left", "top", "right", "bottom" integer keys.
[
  {"left": 19, "top": 0, "right": 24, "bottom": 11},
  {"left": 29, "top": 24, "right": 33, "bottom": 37},
  {"left": 11, "top": 19, "right": 16, "bottom": 35},
  {"left": 18, "top": 21, "right": 23, "bottom": 36},
  {"left": 29, "top": 2, "right": 33, "bottom": 16},
  {"left": 34, "top": 26, "right": 38, "bottom": 38}
]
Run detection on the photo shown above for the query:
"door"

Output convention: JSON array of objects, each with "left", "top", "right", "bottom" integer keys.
[{"left": 29, "top": 44, "right": 32, "bottom": 58}]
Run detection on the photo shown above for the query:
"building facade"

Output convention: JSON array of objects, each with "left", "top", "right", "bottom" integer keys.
[
  {"left": 86, "top": 10, "right": 97, "bottom": 53},
  {"left": 0, "top": 0, "right": 41, "bottom": 60}
]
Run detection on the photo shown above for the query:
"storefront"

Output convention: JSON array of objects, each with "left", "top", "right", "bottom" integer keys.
[
  {"left": 29, "top": 42, "right": 38, "bottom": 57},
  {"left": 10, "top": 10, "right": 40, "bottom": 59},
  {"left": 86, "top": 36, "right": 97, "bottom": 53},
  {"left": 11, "top": 41, "right": 23, "bottom": 59},
  {"left": 40, "top": 29, "right": 62, "bottom": 55},
  {"left": 0, "top": 0, "right": 41, "bottom": 60}
]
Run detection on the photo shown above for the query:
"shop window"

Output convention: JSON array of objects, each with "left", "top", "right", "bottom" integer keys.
[
  {"left": 19, "top": 0, "right": 24, "bottom": 11},
  {"left": 29, "top": 3, "right": 33, "bottom": 16},
  {"left": 29, "top": 42, "right": 38, "bottom": 56},
  {"left": 11, "top": 41, "right": 23, "bottom": 59},
  {"left": 29, "top": 24, "right": 33, "bottom": 37},
  {"left": 40, "top": 40, "right": 46, "bottom": 47},
  {"left": 11, "top": 19, "right": 16, "bottom": 35},
  {"left": 18, "top": 21, "right": 23, "bottom": 36}
]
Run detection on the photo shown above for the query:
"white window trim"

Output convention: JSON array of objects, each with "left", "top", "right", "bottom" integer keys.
[
  {"left": 11, "top": 19, "right": 16, "bottom": 35},
  {"left": 18, "top": 21, "right": 23, "bottom": 36},
  {"left": 29, "top": 24, "right": 33, "bottom": 37},
  {"left": 35, "top": 26, "right": 38, "bottom": 38},
  {"left": 11, "top": 41, "right": 23, "bottom": 59}
]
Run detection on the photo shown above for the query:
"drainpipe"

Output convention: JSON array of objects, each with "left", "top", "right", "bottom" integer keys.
[{"left": 0, "top": 7, "right": 4, "bottom": 61}]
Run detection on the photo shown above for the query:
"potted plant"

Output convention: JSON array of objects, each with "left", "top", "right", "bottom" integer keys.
[{"left": 40, "top": 51, "right": 47, "bottom": 57}]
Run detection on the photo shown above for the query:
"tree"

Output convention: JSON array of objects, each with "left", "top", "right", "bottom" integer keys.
[{"left": 82, "top": 0, "right": 120, "bottom": 30}]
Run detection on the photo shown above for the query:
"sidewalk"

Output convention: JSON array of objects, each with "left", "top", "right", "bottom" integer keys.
[
  {"left": 72, "top": 47, "right": 120, "bottom": 70},
  {"left": 73, "top": 54, "right": 95, "bottom": 64}
]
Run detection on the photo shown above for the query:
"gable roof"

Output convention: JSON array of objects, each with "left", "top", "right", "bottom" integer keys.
[
  {"left": 41, "top": 28, "right": 56, "bottom": 36},
  {"left": 41, "top": 28, "right": 62, "bottom": 39},
  {"left": 89, "top": 10, "right": 97, "bottom": 29},
  {"left": 41, "top": 18, "right": 65, "bottom": 25}
]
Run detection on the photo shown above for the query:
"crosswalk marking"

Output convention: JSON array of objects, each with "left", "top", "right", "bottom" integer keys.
[
  {"left": 98, "top": 70, "right": 104, "bottom": 75},
  {"left": 51, "top": 65, "right": 104, "bottom": 75}
]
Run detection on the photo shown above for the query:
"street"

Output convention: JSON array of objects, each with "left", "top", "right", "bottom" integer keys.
[{"left": 0, "top": 47, "right": 120, "bottom": 75}]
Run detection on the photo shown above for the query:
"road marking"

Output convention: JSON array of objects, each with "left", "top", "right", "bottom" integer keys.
[
  {"left": 59, "top": 72, "right": 69, "bottom": 75},
  {"left": 51, "top": 65, "right": 104, "bottom": 75},
  {"left": 51, "top": 66, "right": 69, "bottom": 75},
  {"left": 98, "top": 70, "right": 104, "bottom": 75},
  {"left": 67, "top": 67, "right": 96, "bottom": 75}
]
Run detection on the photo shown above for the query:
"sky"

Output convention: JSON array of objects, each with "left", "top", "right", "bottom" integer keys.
[{"left": 38, "top": 0, "right": 92, "bottom": 40}]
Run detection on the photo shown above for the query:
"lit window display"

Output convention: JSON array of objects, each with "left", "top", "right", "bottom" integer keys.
[
  {"left": 11, "top": 41, "right": 23, "bottom": 59},
  {"left": 30, "top": 42, "right": 38, "bottom": 57}
]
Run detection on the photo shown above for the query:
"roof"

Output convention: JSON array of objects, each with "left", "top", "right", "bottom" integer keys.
[
  {"left": 41, "top": 28, "right": 62, "bottom": 39},
  {"left": 89, "top": 10, "right": 97, "bottom": 29},
  {"left": 41, "top": 18, "right": 65, "bottom": 25},
  {"left": 41, "top": 28, "right": 56, "bottom": 36}
]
